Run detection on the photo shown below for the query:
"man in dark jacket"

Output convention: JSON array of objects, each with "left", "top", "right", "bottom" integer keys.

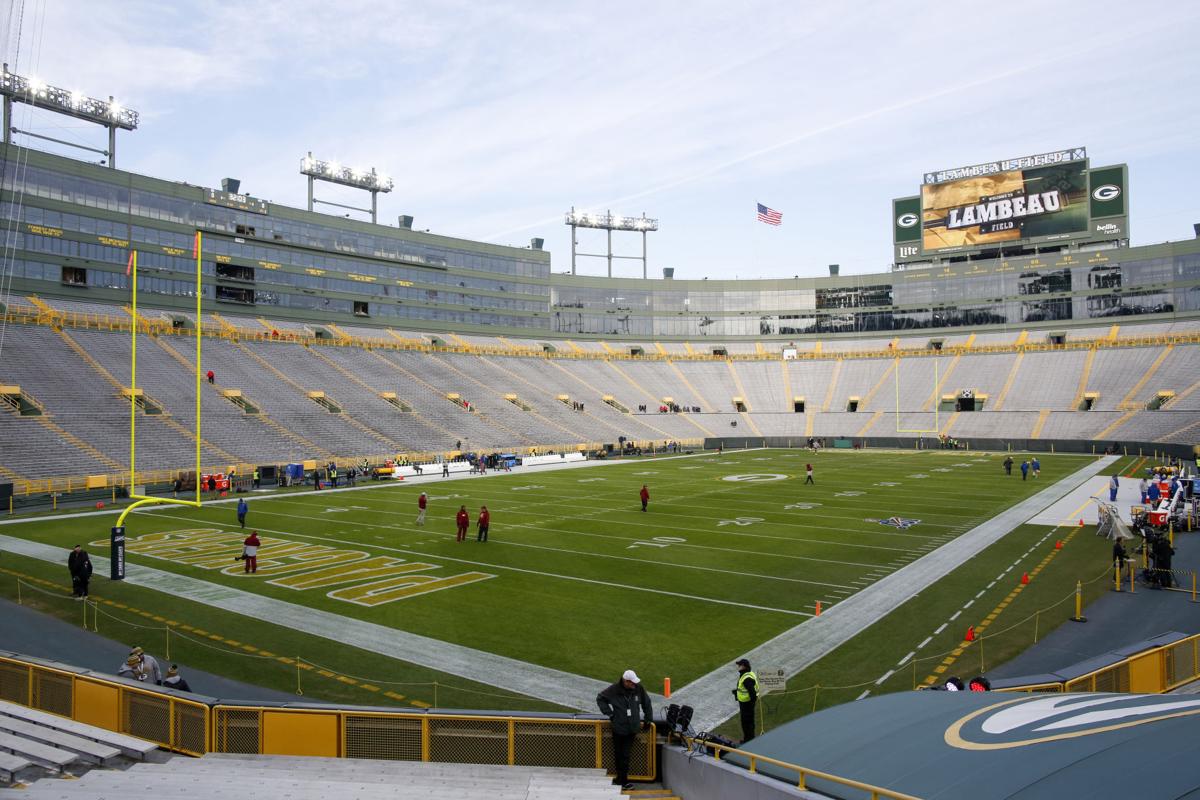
[
  {"left": 67, "top": 545, "right": 92, "bottom": 599},
  {"left": 596, "top": 669, "right": 653, "bottom": 789}
]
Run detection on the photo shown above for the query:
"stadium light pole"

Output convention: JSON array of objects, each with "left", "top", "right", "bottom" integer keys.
[
  {"left": 565, "top": 208, "right": 659, "bottom": 278},
  {"left": 301, "top": 152, "right": 394, "bottom": 224},
  {"left": 0, "top": 64, "right": 138, "bottom": 168}
]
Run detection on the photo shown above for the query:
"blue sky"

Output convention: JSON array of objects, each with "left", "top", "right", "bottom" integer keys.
[{"left": 4, "top": 0, "right": 1198, "bottom": 280}]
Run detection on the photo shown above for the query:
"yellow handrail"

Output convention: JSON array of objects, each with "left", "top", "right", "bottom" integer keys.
[{"left": 688, "top": 736, "right": 921, "bottom": 799}]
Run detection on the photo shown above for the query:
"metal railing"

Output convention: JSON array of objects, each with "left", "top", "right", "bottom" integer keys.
[
  {"left": 9, "top": 298, "right": 1199, "bottom": 363},
  {"left": 687, "top": 736, "right": 920, "bottom": 800},
  {"left": 999, "top": 632, "right": 1200, "bottom": 694},
  {"left": 0, "top": 654, "right": 210, "bottom": 755},
  {"left": 0, "top": 653, "right": 654, "bottom": 778}
]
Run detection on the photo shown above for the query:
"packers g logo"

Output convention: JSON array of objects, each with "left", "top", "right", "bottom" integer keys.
[
  {"left": 1091, "top": 184, "right": 1120, "bottom": 202},
  {"left": 896, "top": 212, "right": 919, "bottom": 228},
  {"left": 945, "top": 694, "right": 1200, "bottom": 750}
]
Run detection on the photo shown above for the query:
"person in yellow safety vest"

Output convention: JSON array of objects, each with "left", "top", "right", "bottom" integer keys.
[
  {"left": 732, "top": 658, "right": 759, "bottom": 743},
  {"left": 252, "top": 469, "right": 260, "bottom": 489}
]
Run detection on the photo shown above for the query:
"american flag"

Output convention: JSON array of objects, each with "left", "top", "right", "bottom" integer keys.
[{"left": 757, "top": 203, "right": 782, "bottom": 226}]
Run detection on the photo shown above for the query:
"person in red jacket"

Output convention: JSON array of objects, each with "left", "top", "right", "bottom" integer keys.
[
  {"left": 477, "top": 505, "right": 490, "bottom": 542},
  {"left": 242, "top": 530, "right": 261, "bottom": 573},
  {"left": 455, "top": 505, "right": 470, "bottom": 542},
  {"left": 416, "top": 492, "right": 427, "bottom": 526},
  {"left": 640, "top": 484, "right": 650, "bottom": 512}
]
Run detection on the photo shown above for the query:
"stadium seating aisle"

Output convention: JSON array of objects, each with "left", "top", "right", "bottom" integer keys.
[{"left": 14, "top": 754, "right": 624, "bottom": 798}]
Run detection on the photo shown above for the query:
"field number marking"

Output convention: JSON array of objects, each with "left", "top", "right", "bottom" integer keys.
[
  {"left": 627, "top": 536, "right": 688, "bottom": 550},
  {"left": 785, "top": 502, "right": 821, "bottom": 510},
  {"left": 722, "top": 473, "right": 788, "bottom": 483},
  {"left": 718, "top": 517, "right": 764, "bottom": 527}
]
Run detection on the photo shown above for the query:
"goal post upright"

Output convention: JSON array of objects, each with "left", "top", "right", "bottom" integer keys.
[{"left": 116, "top": 232, "right": 204, "bottom": 529}]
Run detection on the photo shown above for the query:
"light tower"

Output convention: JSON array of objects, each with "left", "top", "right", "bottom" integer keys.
[
  {"left": 565, "top": 208, "right": 658, "bottom": 278},
  {"left": 301, "top": 152, "right": 394, "bottom": 224},
  {"left": 0, "top": 64, "right": 138, "bottom": 168}
]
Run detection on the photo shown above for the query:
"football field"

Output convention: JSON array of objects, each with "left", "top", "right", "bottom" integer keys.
[{"left": 0, "top": 447, "right": 1109, "bottom": 711}]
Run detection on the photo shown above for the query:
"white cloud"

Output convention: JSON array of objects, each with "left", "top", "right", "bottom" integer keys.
[{"left": 5, "top": 0, "right": 1199, "bottom": 277}]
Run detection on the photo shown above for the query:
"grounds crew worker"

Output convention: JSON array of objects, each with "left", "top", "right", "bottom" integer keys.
[{"left": 733, "top": 658, "right": 759, "bottom": 743}]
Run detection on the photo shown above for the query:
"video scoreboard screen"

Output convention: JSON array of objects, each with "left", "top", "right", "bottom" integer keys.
[{"left": 892, "top": 148, "right": 1127, "bottom": 263}]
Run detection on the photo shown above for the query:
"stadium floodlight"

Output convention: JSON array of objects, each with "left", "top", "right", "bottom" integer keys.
[
  {"left": 301, "top": 151, "right": 394, "bottom": 223},
  {"left": 300, "top": 152, "right": 394, "bottom": 193},
  {"left": 564, "top": 207, "right": 659, "bottom": 278},
  {"left": 565, "top": 209, "right": 658, "bottom": 232},
  {"left": 0, "top": 63, "right": 139, "bottom": 167}
]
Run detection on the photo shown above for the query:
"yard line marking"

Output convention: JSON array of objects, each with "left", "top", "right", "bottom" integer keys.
[
  {"left": 250, "top": 510, "right": 864, "bottom": 585},
  {"left": 856, "top": 690, "right": 871, "bottom": 700},
  {"left": 874, "top": 670, "right": 895, "bottom": 685},
  {"left": 252, "top": 506, "right": 883, "bottom": 573},
  {"left": 975, "top": 590, "right": 986, "bottom": 599},
  {"left": 918, "top": 636, "right": 932, "bottom": 649},
  {"left": 897, "top": 652, "right": 915, "bottom": 667},
  {"left": 934, "top": 623, "right": 947, "bottom": 635},
  {"left": 141, "top": 511, "right": 820, "bottom": 613},
  {"left": 949, "top": 610, "right": 962, "bottom": 621}
]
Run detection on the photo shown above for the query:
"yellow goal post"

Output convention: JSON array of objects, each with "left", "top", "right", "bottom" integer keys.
[{"left": 116, "top": 232, "right": 204, "bottom": 528}]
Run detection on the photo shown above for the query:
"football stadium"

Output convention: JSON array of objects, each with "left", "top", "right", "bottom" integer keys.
[{"left": 1, "top": 12, "right": 1199, "bottom": 800}]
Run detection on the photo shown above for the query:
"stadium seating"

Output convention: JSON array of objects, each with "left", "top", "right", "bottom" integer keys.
[
  {"left": 0, "top": 299, "right": 1196, "bottom": 485},
  {"left": 13, "top": 753, "right": 622, "bottom": 798}
]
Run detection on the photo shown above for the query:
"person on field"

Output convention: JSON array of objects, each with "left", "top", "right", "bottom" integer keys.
[
  {"left": 477, "top": 505, "right": 490, "bottom": 542},
  {"left": 417, "top": 492, "right": 428, "bottom": 526},
  {"left": 639, "top": 485, "right": 650, "bottom": 512},
  {"left": 1108, "top": 474, "right": 1119, "bottom": 502},
  {"left": 1003, "top": 455, "right": 1013, "bottom": 476},
  {"left": 163, "top": 665, "right": 192, "bottom": 692},
  {"left": 733, "top": 658, "right": 759, "bottom": 744},
  {"left": 242, "top": 530, "right": 260, "bottom": 573},
  {"left": 118, "top": 654, "right": 147, "bottom": 682},
  {"left": 456, "top": 505, "right": 470, "bottom": 542},
  {"left": 1031, "top": 457, "right": 1040, "bottom": 478},
  {"left": 130, "top": 646, "right": 162, "bottom": 685},
  {"left": 805, "top": 464, "right": 814, "bottom": 484},
  {"left": 68, "top": 544, "right": 93, "bottom": 599},
  {"left": 206, "top": 370, "right": 214, "bottom": 384},
  {"left": 597, "top": 669, "right": 653, "bottom": 790},
  {"left": 236, "top": 497, "right": 248, "bottom": 529},
  {"left": 1020, "top": 460, "right": 1029, "bottom": 481}
]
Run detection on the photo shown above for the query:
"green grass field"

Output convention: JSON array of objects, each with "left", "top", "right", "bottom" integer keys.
[{"left": 0, "top": 447, "right": 1118, "bottom": 714}]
